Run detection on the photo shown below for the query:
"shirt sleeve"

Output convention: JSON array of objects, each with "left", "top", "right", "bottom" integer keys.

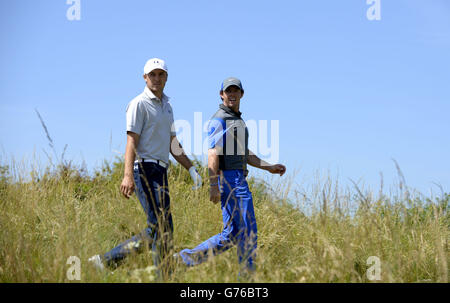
[
  {"left": 126, "top": 99, "right": 145, "bottom": 135},
  {"left": 169, "top": 104, "right": 176, "bottom": 137},
  {"left": 207, "top": 118, "right": 225, "bottom": 149}
]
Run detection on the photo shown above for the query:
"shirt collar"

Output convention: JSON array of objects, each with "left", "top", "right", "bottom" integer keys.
[
  {"left": 219, "top": 103, "right": 242, "bottom": 118},
  {"left": 143, "top": 86, "right": 169, "bottom": 103}
]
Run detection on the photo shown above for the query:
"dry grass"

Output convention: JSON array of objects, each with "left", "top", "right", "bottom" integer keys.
[{"left": 0, "top": 156, "right": 448, "bottom": 283}]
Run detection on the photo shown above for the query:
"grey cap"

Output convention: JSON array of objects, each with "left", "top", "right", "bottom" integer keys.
[{"left": 221, "top": 77, "right": 244, "bottom": 92}]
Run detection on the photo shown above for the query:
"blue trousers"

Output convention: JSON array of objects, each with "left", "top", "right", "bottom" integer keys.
[
  {"left": 102, "top": 162, "right": 173, "bottom": 269},
  {"left": 179, "top": 169, "right": 257, "bottom": 272}
]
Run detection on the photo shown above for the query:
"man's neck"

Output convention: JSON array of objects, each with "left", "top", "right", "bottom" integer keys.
[
  {"left": 222, "top": 103, "right": 240, "bottom": 115},
  {"left": 149, "top": 87, "right": 163, "bottom": 100},
  {"left": 229, "top": 105, "right": 240, "bottom": 114}
]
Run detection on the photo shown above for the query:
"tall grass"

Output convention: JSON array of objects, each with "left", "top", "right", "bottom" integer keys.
[
  {"left": 1, "top": 110, "right": 448, "bottom": 282},
  {"left": 0, "top": 155, "right": 448, "bottom": 283}
]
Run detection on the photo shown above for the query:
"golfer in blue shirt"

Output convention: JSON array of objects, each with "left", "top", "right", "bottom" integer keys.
[{"left": 178, "top": 77, "right": 286, "bottom": 278}]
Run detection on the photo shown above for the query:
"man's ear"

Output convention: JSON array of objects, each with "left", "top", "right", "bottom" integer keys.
[
  {"left": 220, "top": 90, "right": 224, "bottom": 101},
  {"left": 241, "top": 90, "right": 244, "bottom": 98}
]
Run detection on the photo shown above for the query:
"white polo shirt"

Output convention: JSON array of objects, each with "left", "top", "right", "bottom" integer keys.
[{"left": 126, "top": 86, "right": 176, "bottom": 164}]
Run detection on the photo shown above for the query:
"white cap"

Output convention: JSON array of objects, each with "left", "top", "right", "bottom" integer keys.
[{"left": 143, "top": 58, "right": 168, "bottom": 75}]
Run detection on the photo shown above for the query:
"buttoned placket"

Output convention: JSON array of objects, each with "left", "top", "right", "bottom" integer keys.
[
  {"left": 144, "top": 86, "right": 168, "bottom": 111},
  {"left": 150, "top": 97, "right": 164, "bottom": 116}
]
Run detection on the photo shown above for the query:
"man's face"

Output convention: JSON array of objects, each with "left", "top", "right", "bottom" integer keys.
[
  {"left": 220, "top": 85, "right": 243, "bottom": 111},
  {"left": 144, "top": 69, "right": 168, "bottom": 94}
]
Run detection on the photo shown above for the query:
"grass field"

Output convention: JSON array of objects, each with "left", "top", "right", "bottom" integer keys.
[{"left": 0, "top": 157, "right": 448, "bottom": 283}]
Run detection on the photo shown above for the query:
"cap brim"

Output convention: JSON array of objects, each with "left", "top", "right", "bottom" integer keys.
[
  {"left": 222, "top": 84, "right": 243, "bottom": 92},
  {"left": 144, "top": 68, "right": 168, "bottom": 75}
]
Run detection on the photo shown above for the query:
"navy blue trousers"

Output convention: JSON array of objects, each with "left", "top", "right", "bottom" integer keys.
[{"left": 102, "top": 162, "right": 173, "bottom": 269}]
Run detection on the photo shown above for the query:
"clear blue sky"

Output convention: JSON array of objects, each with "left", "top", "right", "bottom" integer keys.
[{"left": 1, "top": 0, "right": 449, "bottom": 195}]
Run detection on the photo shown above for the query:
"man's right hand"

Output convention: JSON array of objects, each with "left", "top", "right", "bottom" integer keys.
[
  {"left": 120, "top": 175, "right": 135, "bottom": 199},
  {"left": 209, "top": 185, "right": 220, "bottom": 204}
]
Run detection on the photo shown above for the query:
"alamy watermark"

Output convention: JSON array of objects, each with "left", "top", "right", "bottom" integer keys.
[
  {"left": 66, "top": 0, "right": 81, "bottom": 21},
  {"left": 66, "top": 254, "right": 381, "bottom": 281},
  {"left": 171, "top": 112, "right": 280, "bottom": 165},
  {"left": 366, "top": 0, "right": 381, "bottom": 21},
  {"left": 366, "top": 256, "right": 381, "bottom": 281},
  {"left": 65, "top": 2, "right": 380, "bottom": 23},
  {"left": 66, "top": 256, "right": 81, "bottom": 280}
]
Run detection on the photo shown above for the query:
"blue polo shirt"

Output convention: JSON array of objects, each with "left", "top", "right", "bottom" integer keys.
[{"left": 207, "top": 104, "right": 249, "bottom": 171}]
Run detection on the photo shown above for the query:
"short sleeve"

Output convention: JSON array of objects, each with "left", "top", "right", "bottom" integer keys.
[
  {"left": 126, "top": 100, "right": 145, "bottom": 135},
  {"left": 207, "top": 118, "right": 225, "bottom": 149}
]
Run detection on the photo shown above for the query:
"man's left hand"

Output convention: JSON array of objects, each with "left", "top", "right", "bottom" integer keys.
[
  {"left": 189, "top": 166, "right": 203, "bottom": 190},
  {"left": 268, "top": 164, "right": 286, "bottom": 176}
]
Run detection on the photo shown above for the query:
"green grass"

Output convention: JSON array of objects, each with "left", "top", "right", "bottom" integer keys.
[{"left": 0, "top": 158, "right": 448, "bottom": 283}]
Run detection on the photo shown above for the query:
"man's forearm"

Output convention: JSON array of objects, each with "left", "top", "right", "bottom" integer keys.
[
  {"left": 172, "top": 153, "right": 193, "bottom": 170},
  {"left": 170, "top": 136, "right": 193, "bottom": 170},
  {"left": 124, "top": 145, "right": 136, "bottom": 177},
  {"left": 247, "top": 150, "right": 270, "bottom": 170},
  {"left": 208, "top": 149, "right": 220, "bottom": 184},
  {"left": 124, "top": 133, "right": 139, "bottom": 178}
]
